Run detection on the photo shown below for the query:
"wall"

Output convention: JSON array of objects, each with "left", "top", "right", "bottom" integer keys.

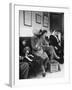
[{"left": 19, "top": 10, "right": 50, "bottom": 37}]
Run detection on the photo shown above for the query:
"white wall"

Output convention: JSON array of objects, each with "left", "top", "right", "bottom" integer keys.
[{"left": 19, "top": 10, "right": 50, "bottom": 37}]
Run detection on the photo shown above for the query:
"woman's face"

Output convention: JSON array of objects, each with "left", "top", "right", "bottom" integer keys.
[{"left": 42, "top": 33, "right": 47, "bottom": 39}]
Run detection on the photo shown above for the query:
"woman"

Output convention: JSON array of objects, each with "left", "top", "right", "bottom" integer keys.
[
  {"left": 38, "top": 30, "right": 60, "bottom": 60},
  {"left": 31, "top": 29, "right": 49, "bottom": 77},
  {"left": 49, "top": 30, "right": 63, "bottom": 63}
]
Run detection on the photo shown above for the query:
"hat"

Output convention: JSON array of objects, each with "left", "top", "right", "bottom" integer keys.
[
  {"left": 34, "top": 29, "right": 47, "bottom": 38},
  {"left": 42, "top": 30, "right": 47, "bottom": 35}
]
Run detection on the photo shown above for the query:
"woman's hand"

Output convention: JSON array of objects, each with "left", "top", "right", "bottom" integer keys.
[{"left": 55, "top": 46, "right": 58, "bottom": 50}]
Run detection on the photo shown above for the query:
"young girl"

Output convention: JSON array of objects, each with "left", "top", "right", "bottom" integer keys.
[{"left": 19, "top": 46, "right": 34, "bottom": 79}]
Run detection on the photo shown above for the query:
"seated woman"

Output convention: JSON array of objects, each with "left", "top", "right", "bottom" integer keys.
[
  {"left": 31, "top": 29, "right": 49, "bottom": 77},
  {"left": 39, "top": 30, "right": 60, "bottom": 61},
  {"left": 49, "top": 30, "right": 64, "bottom": 64},
  {"left": 40, "top": 30, "right": 61, "bottom": 71}
]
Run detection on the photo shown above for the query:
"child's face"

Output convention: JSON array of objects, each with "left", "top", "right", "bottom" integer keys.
[{"left": 26, "top": 50, "right": 29, "bottom": 54}]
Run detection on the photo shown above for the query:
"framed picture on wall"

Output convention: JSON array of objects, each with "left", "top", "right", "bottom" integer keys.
[
  {"left": 9, "top": 3, "right": 70, "bottom": 87},
  {"left": 36, "top": 14, "right": 41, "bottom": 24},
  {"left": 23, "top": 11, "right": 32, "bottom": 26},
  {"left": 43, "top": 15, "right": 48, "bottom": 27}
]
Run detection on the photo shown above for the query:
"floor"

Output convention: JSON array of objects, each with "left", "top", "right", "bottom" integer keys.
[{"left": 31, "top": 64, "right": 64, "bottom": 79}]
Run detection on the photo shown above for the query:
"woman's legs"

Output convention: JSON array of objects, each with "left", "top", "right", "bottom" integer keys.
[
  {"left": 41, "top": 65, "right": 46, "bottom": 77},
  {"left": 48, "top": 46, "right": 60, "bottom": 60}
]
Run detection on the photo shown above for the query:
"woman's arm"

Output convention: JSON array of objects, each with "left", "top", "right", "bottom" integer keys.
[{"left": 31, "top": 37, "right": 41, "bottom": 51}]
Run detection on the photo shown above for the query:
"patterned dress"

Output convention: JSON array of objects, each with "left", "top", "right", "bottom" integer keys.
[{"left": 31, "top": 36, "right": 48, "bottom": 60}]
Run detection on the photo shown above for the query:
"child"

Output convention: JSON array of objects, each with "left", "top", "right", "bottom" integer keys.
[
  {"left": 23, "top": 46, "right": 34, "bottom": 62},
  {"left": 19, "top": 46, "right": 34, "bottom": 79}
]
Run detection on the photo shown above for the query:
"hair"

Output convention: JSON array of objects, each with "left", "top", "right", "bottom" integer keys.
[
  {"left": 41, "top": 30, "right": 47, "bottom": 36},
  {"left": 34, "top": 29, "right": 47, "bottom": 38}
]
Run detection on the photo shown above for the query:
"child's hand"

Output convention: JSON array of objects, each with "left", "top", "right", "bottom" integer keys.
[{"left": 25, "top": 56, "right": 33, "bottom": 62}]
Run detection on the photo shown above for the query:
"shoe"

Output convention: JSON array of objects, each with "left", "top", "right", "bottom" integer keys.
[
  {"left": 58, "top": 64, "right": 61, "bottom": 71},
  {"left": 42, "top": 72, "right": 46, "bottom": 77}
]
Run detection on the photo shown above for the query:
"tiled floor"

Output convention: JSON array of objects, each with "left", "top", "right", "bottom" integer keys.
[{"left": 32, "top": 64, "right": 64, "bottom": 79}]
